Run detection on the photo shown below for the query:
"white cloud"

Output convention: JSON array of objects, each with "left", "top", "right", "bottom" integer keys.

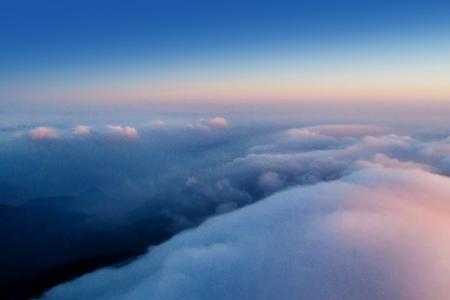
[
  {"left": 106, "top": 125, "right": 139, "bottom": 139},
  {"left": 41, "top": 167, "right": 450, "bottom": 300},
  {"left": 187, "top": 117, "right": 229, "bottom": 131},
  {"left": 234, "top": 128, "right": 439, "bottom": 188},
  {"left": 29, "top": 126, "right": 58, "bottom": 140},
  {"left": 248, "top": 124, "right": 385, "bottom": 155},
  {"left": 73, "top": 125, "right": 92, "bottom": 136}
]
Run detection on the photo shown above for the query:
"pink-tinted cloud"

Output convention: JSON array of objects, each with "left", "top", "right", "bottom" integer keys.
[
  {"left": 29, "top": 127, "right": 58, "bottom": 140},
  {"left": 73, "top": 125, "right": 92, "bottom": 136},
  {"left": 209, "top": 117, "right": 229, "bottom": 128}
]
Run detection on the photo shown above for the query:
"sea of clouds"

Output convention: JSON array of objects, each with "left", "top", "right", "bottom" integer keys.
[{"left": 1, "top": 112, "right": 450, "bottom": 299}]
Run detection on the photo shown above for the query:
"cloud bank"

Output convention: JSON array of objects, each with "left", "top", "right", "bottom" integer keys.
[
  {"left": 42, "top": 167, "right": 450, "bottom": 300},
  {"left": 2, "top": 115, "right": 450, "bottom": 299}
]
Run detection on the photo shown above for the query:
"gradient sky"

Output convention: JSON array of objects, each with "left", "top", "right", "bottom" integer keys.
[{"left": 1, "top": 0, "right": 450, "bottom": 107}]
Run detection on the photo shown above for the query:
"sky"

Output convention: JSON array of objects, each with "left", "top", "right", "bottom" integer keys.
[{"left": 1, "top": 0, "right": 450, "bottom": 108}]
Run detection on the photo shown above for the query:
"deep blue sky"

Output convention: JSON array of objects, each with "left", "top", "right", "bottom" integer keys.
[{"left": 1, "top": 0, "right": 450, "bottom": 106}]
